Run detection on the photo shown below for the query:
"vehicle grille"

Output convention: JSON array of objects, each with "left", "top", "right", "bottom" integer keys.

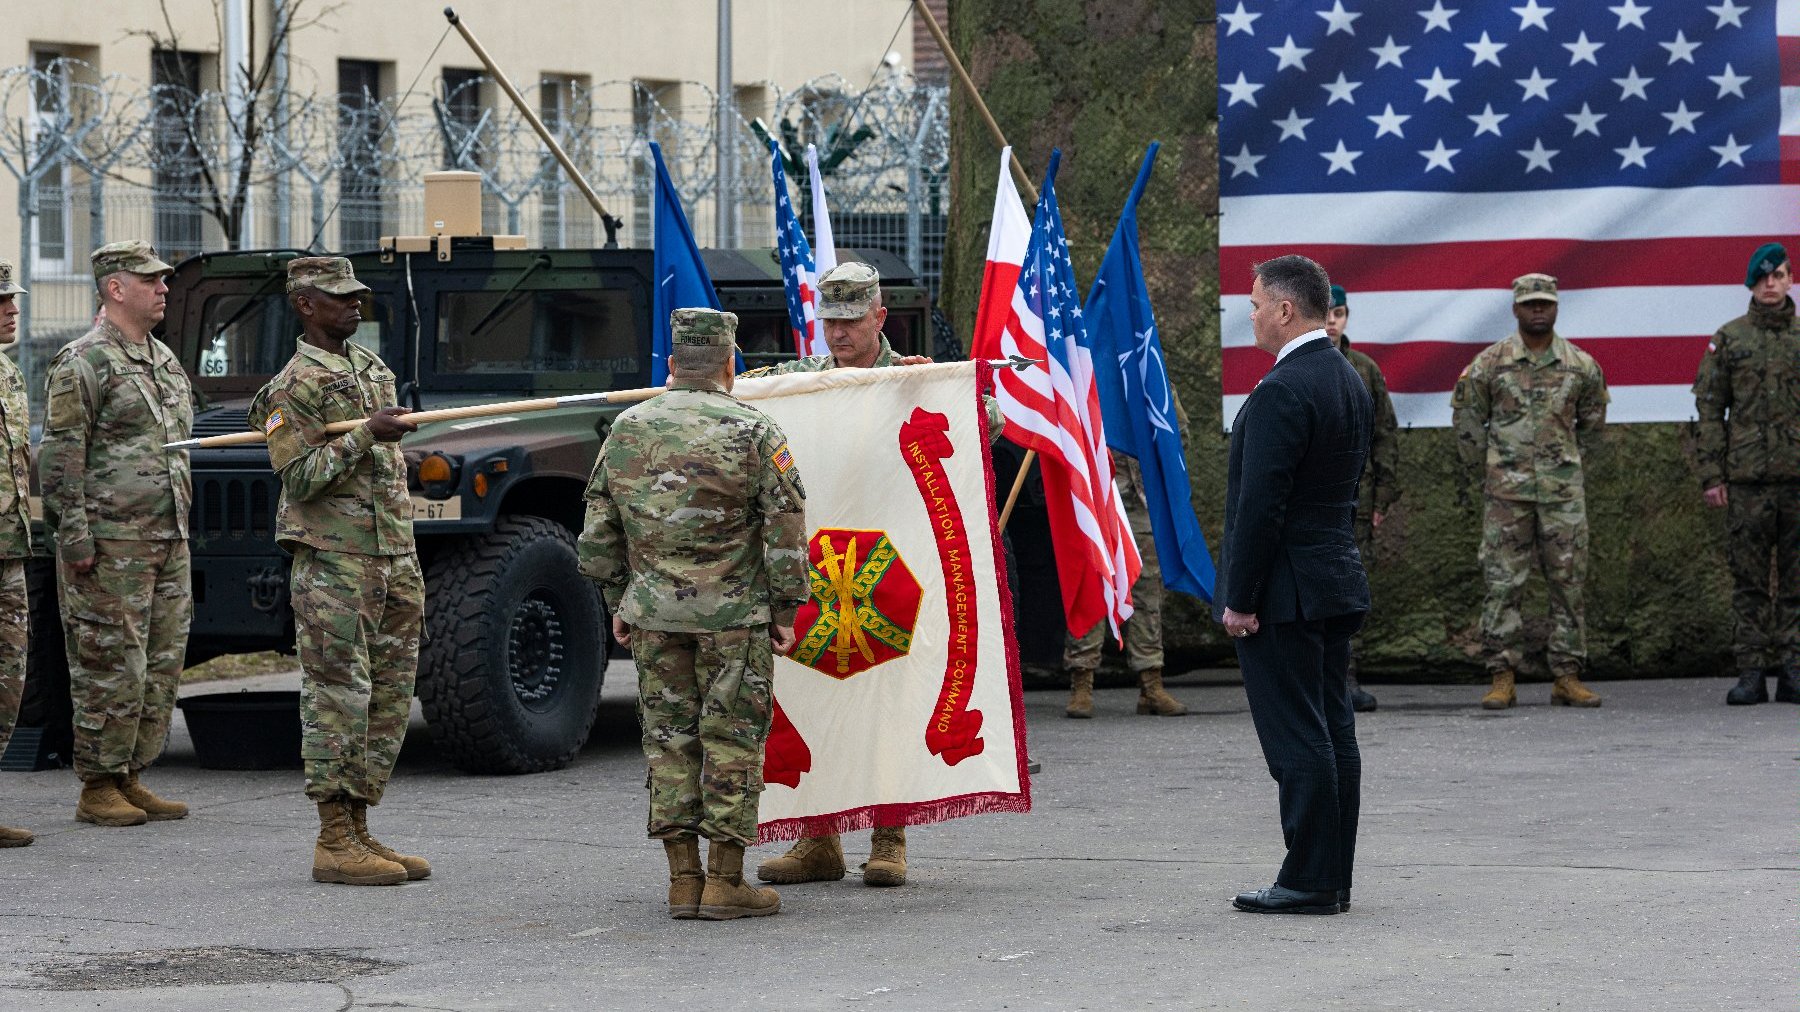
[
  {"left": 190, "top": 408, "right": 251, "bottom": 438},
  {"left": 192, "top": 473, "right": 279, "bottom": 542}
]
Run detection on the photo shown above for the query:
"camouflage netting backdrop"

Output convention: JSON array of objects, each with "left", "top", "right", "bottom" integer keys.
[{"left": 943, "top": 0, "right": 1733, "bottom": 681}]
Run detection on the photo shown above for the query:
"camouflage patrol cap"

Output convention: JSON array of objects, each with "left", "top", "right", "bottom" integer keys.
[
  {"left": 286, "top": 256, "right": 370, "bottom": 295},
  {"left": 90, "top": 240, "right": 173, "bottom": 282},
  {"left": 1746, "top": 242, "right": 1788, "bottom": 287},
  {"left": 1512, "top": 272, "right": 1558, "bottom": 304},
  {"left": 1329, "top": 284, "right": 1347, "bottom": 309},
  {"left": 671, "top": 307, "right": 738, "bottom": 347},
  {"left": 816, "top": 261, "right": 880, "bottom": 319},
  {"left": 0, "top": 258, "right": 23, "bottom": 296}
]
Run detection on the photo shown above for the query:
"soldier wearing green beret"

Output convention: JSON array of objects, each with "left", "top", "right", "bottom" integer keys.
[
  {"left": 580, "top": 307, "right": 808, "bottom": 920},
  {"left": 247, "top": 256, "right": 429, "bottom": 886},
  {"left": 1693, "top": 242, "right": 1800, "bottom": 706},
  {"left": 1325, "top": 284, "right": 1397, "bottom": 712},
  {"left": 0, "top": 259, "right": 33, "bottom": 847},
  {"left": 1451, "top": 273, "right": 1609, "bottom": 709},
  {"left": 40, "top": 240, "right": 193, "bottom": 827}
]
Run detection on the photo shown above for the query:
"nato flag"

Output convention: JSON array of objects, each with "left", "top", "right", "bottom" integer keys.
[
  {"left": 1084, "top": 141, "right": 1216, "bottom": 601},
  {"left": 650, "top": 142, "right": 722, "bottom": 386}
]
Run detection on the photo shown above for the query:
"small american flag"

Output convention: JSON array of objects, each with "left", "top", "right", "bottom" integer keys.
[
  {"left": 769, "top": 142, "right": 823, "bottom": 358},
  {"left": 1218, "top": 0, "right": 1800, "bottom": 427}
]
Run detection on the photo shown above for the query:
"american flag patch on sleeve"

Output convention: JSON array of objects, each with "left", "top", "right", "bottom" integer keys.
[
  {"left": 772, "top": 443, "right": 794, "bottom": 474},
  {"left": 264, "top": 409, "right": 286, "bottom": 434}
]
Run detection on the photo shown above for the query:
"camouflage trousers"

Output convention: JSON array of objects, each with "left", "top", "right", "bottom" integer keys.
[
  {"left": 58, "top": 539, "right": 190, "bottom": 780},
  {"left": 291, "top": 547, "right": 423, "bottom": 805},
  {"left": 1724, "top": 482, "right": 1800, "bottom": 668},
  {"left": 0, "top": 559, "right": 25, "bottom": 755},
  {"left": 632, "top": 626, "right": 773, "bottom": 846},
  {"left": 1479, "top": 497, "right": 1588, "bottom": 677},
  {"left": 1063, "top": 500, "right": 1163, "bottom": 672}
]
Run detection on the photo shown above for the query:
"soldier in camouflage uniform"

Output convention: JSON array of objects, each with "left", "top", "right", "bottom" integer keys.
[
  {"left": 1693, "top": 243, "right": 1800, "bottom": 706},
  {"left": 748, "top": 262, "right": 996, "bottom": 889},
  {"left": 1326, "top": 285, "right": 1398, "bottom": 712},
  {"left": 40, "top": 241, "right": 193, "bottom": 828},
  {"left": 579, "top": 307, "right": 808, "bottom": 920},
  {"left": 247, "top": 257, "right": 429, "bottom": 887},
  {"left": 1451, "top": 273, "right": 1609, "bottom": 709},
  {"left": 0, "top": 259, "right": 33, "bottom": 847}
]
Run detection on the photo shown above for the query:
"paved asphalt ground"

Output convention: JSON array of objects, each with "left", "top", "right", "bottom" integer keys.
[{"left": 0, "top": 666, "right": 1787, "bottom": 1011}]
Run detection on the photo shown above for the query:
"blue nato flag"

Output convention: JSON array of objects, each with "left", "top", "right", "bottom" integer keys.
[{"left": 649, "top": 142, "right": 723, "bottom": 386}]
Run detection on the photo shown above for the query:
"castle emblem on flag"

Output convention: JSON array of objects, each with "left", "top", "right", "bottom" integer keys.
[{"left": 792, "top": 528, "right": 922, "bottom": 679}]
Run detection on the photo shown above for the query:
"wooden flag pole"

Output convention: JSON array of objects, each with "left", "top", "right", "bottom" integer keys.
[{"left": 910, "top": 0, "right": 1044, "bottom": 531}]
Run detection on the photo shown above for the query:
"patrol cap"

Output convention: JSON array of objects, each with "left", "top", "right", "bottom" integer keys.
[
  {"left": 1511, "top": 272, "right": 1558, "bottom": 304},
  {"left": 0, "top": 258, "right": 24, "bottom": 297},
  {"left": 1746, "top": 242, "right": 1788, "bottom": 288},
  {"left": 286, "top": 256, "right": 370, "bottom": 296},
  {"left": 1329, "top": 284, "right": 1347, "bottom": 309},
  {"left": 816, "top": 261, "right": 880, "bottom": 319},
  {"left": 90, "top": 240, "right": 173, "bottom": 283},
  {"left": 670, "top": 307, "right": 738, "bottom": 347}
]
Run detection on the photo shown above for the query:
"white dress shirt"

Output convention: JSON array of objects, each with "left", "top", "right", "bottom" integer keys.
[{"left": 1275, "top": 328, "right": 1330, "bottom": 364}]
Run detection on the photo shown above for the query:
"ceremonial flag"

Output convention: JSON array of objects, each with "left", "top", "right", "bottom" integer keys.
[
  {"left": 1218, "top": 0, "right": 1800, "bottom": 427},
  {"left": 970, "top": 146, "right": 1031, "bottom": 361},
  {"left": 737, "top": 362, "right": 1031, "bottom": 840},
  {"left": 649, "top": 141, "right": 720, "bottom": 386},
  {"left": 1085, "top": 142, "right": 1217, "bottom": 601},
  {"left": 989, "top": 150, "right": 1141, "bottom": 641},
  {"left": 770, "top": 140, "right": 824, "bottom": 357},
  {"left": 805, "top": 144, "right": 839, "bottom": 279}
]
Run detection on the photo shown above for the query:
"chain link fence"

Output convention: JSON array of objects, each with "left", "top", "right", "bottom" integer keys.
[{"left": 0, "top": 58, "right": 951, "bottom": 405}]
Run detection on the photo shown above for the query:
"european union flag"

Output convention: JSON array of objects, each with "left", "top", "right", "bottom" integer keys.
[
  {"left": 650, "top": 142, "right": 721, "bottom": 386},
  {"left": 1084, "top": 141, "right": 1216, "bottom": 601}
]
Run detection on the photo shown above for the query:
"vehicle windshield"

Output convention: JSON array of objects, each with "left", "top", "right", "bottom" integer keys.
[
  {"left": 196, "top": 289, "right": 386, "bottom": 378},
  {"left": 435, "top": 287, "right": 645, "bottom": 386}
]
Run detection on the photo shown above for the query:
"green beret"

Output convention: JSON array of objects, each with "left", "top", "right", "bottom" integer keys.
[
  {"left": 287, "top": 256, "right": 370, "bottom": 295},
  {"left": 1329, "top": 284, "right": 1347, "bottom": 309},
  {"left": 817, "top": 262, "right": 880, "bottom": 319},
  {"left": 91, "top": 240, "right": 173, "bottom": 283},
  {"left": 671, "top": 308, "right": 738, "bottom": 347},
  {"left": 1746, "top": 242, "right": 1788, "bottom": 288}
]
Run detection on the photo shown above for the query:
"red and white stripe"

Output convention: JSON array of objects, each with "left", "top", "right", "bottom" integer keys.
[
  {"left": 792, "top": 267, "right": 818, "bottom": 357},
  {"left": 974, "top": 150, "right": 1140, "bottom": 639},
  {"left": 1783, "top": 3, "right": 1800, "bottom": 183}
]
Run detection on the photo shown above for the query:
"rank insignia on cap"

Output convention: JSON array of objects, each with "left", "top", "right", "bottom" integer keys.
[
  {"left": 772, "top": 443, "right": 794, "bottom": 474},
  {"left": 264, "top": 409, "right": 286, "bottom": 434}
]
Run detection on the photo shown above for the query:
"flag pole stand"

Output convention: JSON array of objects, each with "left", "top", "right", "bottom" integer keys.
[{"left": 911, "top": 0, "right": 1039, "bottom": 534}]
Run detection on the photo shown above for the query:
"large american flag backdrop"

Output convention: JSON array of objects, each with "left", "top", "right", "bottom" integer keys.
[{"left": 1218, "top": 0, "right": 1800, "bottom": 428}]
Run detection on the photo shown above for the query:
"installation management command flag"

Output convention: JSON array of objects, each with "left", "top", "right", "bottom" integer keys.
[
  {"left": 1218, "top": 1, "right": 1800, "bottom": 427},
  {"left": 736, "top": 362, "right": 1030, "bottom": 841}
]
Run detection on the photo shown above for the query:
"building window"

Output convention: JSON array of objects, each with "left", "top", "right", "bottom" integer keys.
[
  {"left": 538, "top": 73, "right": 589, "bottom": 247},
  {"left": 439, "top": 67, "right": 484, "bottom": 170},
  {"left": 151, "top": 48, "right": 206, "bottom": 262},
  {"left": 29, "top": 49, "right": 73, "bottom": 272},
  {"left": 338, "top": 59, "right": 387, "bottom": 250}
]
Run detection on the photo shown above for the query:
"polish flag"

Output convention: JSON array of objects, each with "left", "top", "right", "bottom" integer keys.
[
  {"left": 806, "top": 144, "right": 839, "bottom": 283},
  {"left": 970, "top": 147, "right": 1031, "bottom": 364}
]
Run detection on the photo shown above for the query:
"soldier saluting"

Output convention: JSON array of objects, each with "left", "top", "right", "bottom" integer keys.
[
  {"left": 248, "top": 257, "right": 429, "bottom": 886},
  {"left": 1693, "top": 243, "right": 1800, "bottom": 706}
]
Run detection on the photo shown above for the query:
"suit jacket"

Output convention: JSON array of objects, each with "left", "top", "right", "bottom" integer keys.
[{"left": 1213, "top": 336, "right": 1373, "bottom": 624}]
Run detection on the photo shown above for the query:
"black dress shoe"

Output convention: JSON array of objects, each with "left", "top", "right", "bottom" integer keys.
[
  {"left": 1232, "top": 884, "right": 1340, "bottom": 915},
  {"left": 1338, "top": 888, "right": 1351, "bottom": 912},
  {"left": 1347, "top": 673, "right": 1378, "bottom": 713}
]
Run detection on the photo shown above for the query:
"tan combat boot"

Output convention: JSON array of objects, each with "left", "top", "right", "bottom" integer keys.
[
  {"left": 755, "top": 833, "right": 846, "bottom": 883},
  {"left": 76, "top": 776, "right": 147, "bottom": 827},
  {"left": 1480, "top": 671, "right": 1517, "bottom": 710},
  {"left": 698, "top": 840, "right": 781, "bottom": 919},
  {"left": 119, "top": 770, "right": 189, "bottom": 821},
  {"left": 0, "top": 823, "right": 32, "bottom": 847},
  {"left": 863, "top": 826, "right": 907, "bottom": 887},
  {"left": 664, "top": 837, "right": 704, "bottom": 919},
  {"left": 1551, "top": 672, "right": 1602, "bottom": 708},
  {"left": 1065, "top": 668, "right": 1095, "bottom": 719},
  {"left": 1136, "top": 668, "right": 1188, "bottom": 716},
  {"left": 350, "top": 800, "right": 430, "bottom": 880},
  {"left": 312, "top": 800, "right": 407, "bottom": 886}
]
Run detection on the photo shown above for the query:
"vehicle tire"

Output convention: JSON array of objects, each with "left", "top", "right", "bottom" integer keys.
[
  {"left": 19, "top": 558, "right": 73, "bottom": 762},
  {"left": 417, "top": 516, "right": 607, "bottom": 774}
]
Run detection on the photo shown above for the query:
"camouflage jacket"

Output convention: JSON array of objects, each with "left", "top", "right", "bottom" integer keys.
[
  {"left": 741, "top": 333, "right": 1005, "bottom": 441},
  {"left": 0, "top": 353, "right": 31, "bottom": 559},
  {"left": 1339, "top": 337, "right": 1400, "bottom": 513},
  {"left": 1450, "top": 332, "right": 1608, "bottom": 503},
  {"left": 40, "top": 320, "right": 192, "bottom": 562},
  {"left": 1692, "top": 296, "right": 1800, "bottom": 488},
  {"left": 578, "top": 378, "right": 808, "bottom": 632},
  {"left": 248, "top": 339, "right": 414, "bottom": 556}
]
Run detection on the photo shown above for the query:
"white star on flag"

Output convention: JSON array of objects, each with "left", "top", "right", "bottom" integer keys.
[
  {"left": 1467, "top": 103, "right": 1508, "bottom": 136},
  {"left": 1417, "top": 2, "right": 1457, "bottom": 33},
  {"left": 1517, "top": 138, "right": 1559, "bottom": 172},
  {"left": 1273, "top": 108, "right": 1314, "bottom": 141},
  {"left": 1563, "top": 32, "right": 1604, "bottom": 66},
  {"left": 1320, "top": 140, "right": 1363, "bottom": 174},
  {"left": 1706, "top": 1, "right": 1748, "bottom": 30},
  {"left": 1708, "top": 64, "right": 1749, "bottom": 99},
  {"left": 1419, "top": 139, "right": 1460, "bottom": 172},
  {"left": 1661, "top": 100, "right": 1702, "bottom": 134},
  {"left": 1321, "top": 72, "right": 1363, "bottom": 105},
  {"left": 1512, "top": 0, "right": 1553, "bottom": 31},
  {"left": 1223, "top": 72, "right": 1263, "bottom": 107},
  {"left": 1660, "top": 31, "right": 1700, "bottom": 65},
  {"left": 1317, "top": 1, "right": 1361, "bottom": 36},
  {"left": 1614, "top": 136, "right": 1653, "bottom": 168},
  {"left": 1225, "top": 143, "right": 1266, "bottom": 178},
  {"left": 1608, "top": 0, "right": 1649, "bottom": 30},
  {"left": 1709, "top": 134, "right": 1750, "bottom": 167},
  {"left": 1268, "top": 35, "right": 1314, "bottom": 72},
  {"left": 1416, "top": 67, "right": 1459, "bottom": 102},
  {"left": 1370, "top": 36, "right": 1411, "bottom": 69},
  {"left": 1515, "top": 67, "right": 1557, "bottom": 101},
  {"left": 1368, "top": 104, "right": 1411, "bottom": 139},
  {"left": 1465, "top": 32, "right": 1506, "bottom": 67},
  {"left": 1220, "top": 1, "right": 1259, "bottom": 35},
  {"left": 1613, "top": 66, "right": 1653, "bottom": 100},
  {"left": 1565, "top": 103, "right": 1606, "bottom": 137}
]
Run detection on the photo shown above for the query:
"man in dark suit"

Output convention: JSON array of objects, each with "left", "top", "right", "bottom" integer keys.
[{"left": 1216, "top": 254, "right": 1372, "bottom": 915}]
